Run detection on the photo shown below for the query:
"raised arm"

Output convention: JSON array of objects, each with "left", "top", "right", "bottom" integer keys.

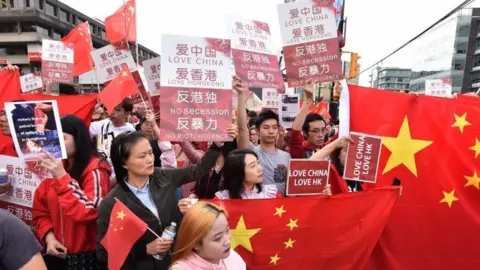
[
  {"left": 292, "top": 79, "right": 315, "bottom": 132},
  {"left": 162, "top": 143, "right": 222, "bottom": 187},
  {"left": 234, "top": 76, "right": 250, "bottom": 149},
  {"left": 310, "top": 136, "right": 353, "bottom": 161}
]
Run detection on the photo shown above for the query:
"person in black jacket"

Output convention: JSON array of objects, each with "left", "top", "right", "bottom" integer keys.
[{"left": 96, "top": 131, "right": 222, "bottom": 270}]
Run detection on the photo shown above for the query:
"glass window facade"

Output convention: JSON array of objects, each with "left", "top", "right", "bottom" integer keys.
[
  {"left": 59, "top": 9, "right": 69, "bottom": 22},
  {"left": 45, "top": 2, "right": 55, "bottom": 16},
  {"left": 410, "top": 9, "right": 473, "bottom": 93}
]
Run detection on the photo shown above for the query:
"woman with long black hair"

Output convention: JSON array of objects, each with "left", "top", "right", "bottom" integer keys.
[
  {"left": 215, "top": 149, "right": 281, "bottom": 200},
  {"left": 96, "top": 131, "right": 222, "bottom": 270},
  {"left": 32, "top": 115, "right": 111, "bottom": 270}
]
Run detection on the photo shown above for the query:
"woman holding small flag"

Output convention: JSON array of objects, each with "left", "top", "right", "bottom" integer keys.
[{"left": 96, "top": 131, "right": 223, "bottom": 270}]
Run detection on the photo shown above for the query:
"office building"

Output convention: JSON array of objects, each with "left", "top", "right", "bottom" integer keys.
[
  {"left": 410, "top": 8, "right": 480, "bottom": 94},
  {"left": 370, "top": 67, "right": 411, "bottom": 91},
  {"left": 0, "top": 0, "right": 158, "bottom": 76}
]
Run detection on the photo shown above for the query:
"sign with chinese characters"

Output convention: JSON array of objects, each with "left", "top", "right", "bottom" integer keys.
[
  {"left": 20, "top": 74, "right": 43, "bottom": 93},
  {"left": 279, "top": 93, "right": 299, "bottom": 129},
  {"left": 91, "top": 44, "right": 137, "bottom": 83},
  {"left": 425, "top": 79, "right": 452, "bottom": 97},
  {"left": 0, "top": 155, "right": 43, "bottom": 231},
  {"left": 159, "top": 34, "right": 233, "bottom": 141},
  {"left": 160, "top": 34, "right": 232, "bottom": 89},
  {"left": 343, "top": 132, "right": 383, "bottom": 184},
  {"left": 142, "top": 56, "right": 161, "bottom": 96},
  {"left": 228, "top": 17, "right": 284, "bottom": 89},
  {"left": 41, "top": 39, "right": 74, "bottom": 83},
  {"left": 262, "top": 88, "right": 280, "bottom": 108},
  {"left": 286, "top": 159, "right": 330, "bottom": 196},
  {"left": 130, "top": 70, "right": 151, "bottom": 106},
  {"left": 277, "top": 0, "right": 342, "bottom": 87}
]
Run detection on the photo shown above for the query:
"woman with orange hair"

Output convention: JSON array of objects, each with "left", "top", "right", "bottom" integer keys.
[{"left": 169, "top": 202, "right": 246, "bottom": 270}]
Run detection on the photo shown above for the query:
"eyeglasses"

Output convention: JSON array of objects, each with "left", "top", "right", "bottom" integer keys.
[{"left": 308, "top": 128, "right": 327, "bottom": 135}]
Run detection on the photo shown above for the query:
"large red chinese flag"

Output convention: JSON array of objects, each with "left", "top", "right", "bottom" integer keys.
[
  {"left": 19, "top": 94, "right": 97, "bottom": 127},
  {"left": 105, "top": 0, "right": 136, "bottom": 44},
  {"left": 212, "top": 187, "right": 399, "bottom": 269},
  {"left": 345, "top": 85, "right": 480, "bottom": 270},
  {"left": 61, "top": 22, "right": 94, "bottom": 76},
  {"left": 101, "top": 200, "right": 148, "bottom": 270},
  {"left": 98, "top": 67, "right": 139, "bottom": 113},
  {"left": 0, "top": 70, "right": 21, "bottom": 147},
  {"left": 0, "top": 69, "right": 21, "bottom": 111}
]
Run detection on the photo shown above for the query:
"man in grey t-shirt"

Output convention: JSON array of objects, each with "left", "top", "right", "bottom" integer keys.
[
  {"left": 234, "top": 77, "right": 291, "bottom": 195},
  {"left": 248, "top": 143, "right": 291, "bottom": 195},
  {"left": 0, "top": 210, "right": 46, "bottom": 270}
]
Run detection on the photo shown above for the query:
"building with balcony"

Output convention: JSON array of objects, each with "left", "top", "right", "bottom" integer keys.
[
  {"left": 374, "top": 67, "right": 411, "bottom": 91},
  {"left": 410, "top": 8, "right": 480, "bottom": 94},
  {"left": 0, "top": 0, "right": 158, "bottom": 76}
]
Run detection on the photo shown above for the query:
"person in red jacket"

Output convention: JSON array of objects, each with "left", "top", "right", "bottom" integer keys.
[{"left": 32, "top": 114, "right": 111, "bottom": 270}]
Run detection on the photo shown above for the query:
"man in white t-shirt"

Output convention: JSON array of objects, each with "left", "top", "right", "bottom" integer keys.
[
  {"left": 90, "top": 98, "right": 135, "bottom": 156},
  {"left": 90, "top": 98, "right": 135, "bottom": 184}
]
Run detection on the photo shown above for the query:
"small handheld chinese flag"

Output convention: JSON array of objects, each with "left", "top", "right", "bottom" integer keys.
[
  {"left": 98, "top": 66, "right": 139, "bottom": 113},
  {"left": 61, "top": 22, "right": 94, "bottom": 76},
  {"left": 100, "top": 200, "right": 148, "bottom": 270},
  {"left": 105, "top": 0, "right": 136, "bottom": 45}
]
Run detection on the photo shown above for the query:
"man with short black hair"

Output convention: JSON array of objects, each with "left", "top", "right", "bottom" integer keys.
[
  {"left": 289, "top": 79, "right": 328, "bottom": 158},
  {"left": 90, "top": 98, "right": 136, "bottom": 186},
  {"left": 90, "top": 98, "right": 136, "bottom": 159},
  {"left": 0, "top": 210, "right": 47, "bottom": 270},
  {"left": 235, "top": 78, "right": 291, "bottom": 195}
]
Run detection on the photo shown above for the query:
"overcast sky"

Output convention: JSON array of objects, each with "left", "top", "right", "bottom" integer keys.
[{"left": 61, "top": 0, "right": 480, "bottom": 86}]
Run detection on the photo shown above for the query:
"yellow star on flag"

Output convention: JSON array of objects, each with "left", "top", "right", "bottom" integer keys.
[
  {"left": 128, "top": 5, "right": 135, "bottom": 15},
  {"left": 274, "top": 205, "right": 286, "bottom": 218},
  {"left": 469, "top": 138, "right": 480, "bottom": 158},
  {"left": 230, "top": 216, "right": 261, "bottom": 253},
  {"left": 464, "top": 171, "right": 480, "bottom": 190},
  {"left": 79, "top": 32, "right": 84, "bottom": 36},
  {"left": 439, "top": 189, "right": 459, "bottom": 208},
  {"left": 121, "top": 71, "right": 128, "bottom": 77},
  {"left": 451, "top": 113, "right": 471, "bottom": 133},
  {"left": 270, "top": 254, "right": 281, "bottom": 265},
  {"left": 286, "top": 218, "right": 298, "bottom": 231},
  {"left": 284, "top": 238, "right": 295, "bottom": 249},
  {"left": 382, "top": 116, "right": 433, "bottom": 177},
  {"left": 116, "top": 210, "right": 126, "bottom": 220}
]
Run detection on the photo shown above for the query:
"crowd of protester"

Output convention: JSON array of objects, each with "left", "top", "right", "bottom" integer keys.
[{"left": 0, "top": 64, "right": 353, "bottom": 270}]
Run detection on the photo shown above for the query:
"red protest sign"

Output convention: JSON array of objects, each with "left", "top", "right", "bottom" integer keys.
[
  {"left": 158, "top": 87, "right": 232, "bottom": 141},
  {"left": 343, "top": 132, "right": 383, "bottom": 183},
  {"left": 286, "top": 159, "right": 330, "bottom": 196}
]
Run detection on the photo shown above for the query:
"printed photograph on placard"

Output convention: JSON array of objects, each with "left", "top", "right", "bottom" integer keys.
[
  {"left": 278, "top": 93, "right": 300, "bottom": 129},
  {"left": 4, "top": 100, "right": 67, "bottom": 160}
]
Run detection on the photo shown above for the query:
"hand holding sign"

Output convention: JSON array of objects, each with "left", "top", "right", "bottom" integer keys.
[
  {"left": 303, "top": 78, "right": 316, "bottom": 100},
  {"left": 226, "top": 124, "right": 238, "bottom": 140},
  {"left": 37, "top": 149, "right": 67, "bottom": 179},
  {"left": 343, "top": 132, "right": 383, "bottom": 183},
  {"left": 232, "top": 76, "right": 247, "bottom": 94}
]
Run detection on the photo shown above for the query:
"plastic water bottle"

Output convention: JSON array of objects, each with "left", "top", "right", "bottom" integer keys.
[
  {"left": 0, "top": 168, "right": 8, "bottom": 184},
  {"left": 153, "top": 222, "right": 177, "bottom": 260}
]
